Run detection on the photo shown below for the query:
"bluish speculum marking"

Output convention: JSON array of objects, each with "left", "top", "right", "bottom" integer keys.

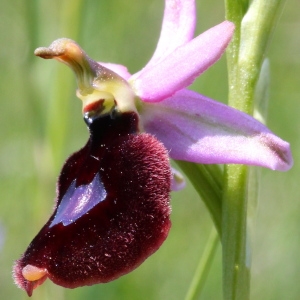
[{"left": 50, "top": 173, "right": 107, "bottom": 227}]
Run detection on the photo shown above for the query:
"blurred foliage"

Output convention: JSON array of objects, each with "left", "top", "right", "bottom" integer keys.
[{"left": 0, "top": 0, "right": 299, "bottom": 299}]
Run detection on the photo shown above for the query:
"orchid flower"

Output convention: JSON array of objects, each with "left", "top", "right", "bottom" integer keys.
[{"left": 13, "top": 0, "right": 292, "bottom": 297}]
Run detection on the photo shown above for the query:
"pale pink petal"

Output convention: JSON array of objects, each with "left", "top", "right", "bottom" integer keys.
[
  {"left": 140, "top": 89, "right": 293, "bottom": 171},
  {"left": 99, "top": 62, "right": 131, "bottom": 80},
  {"left": 131, "top": 21, "right": 234, "bottom": 103},
  {"left": 171, "top": 167, "right": 186, "bottom": 191},
  {"left": 143, "top": 0, "right": 196, "bottom": 69}
]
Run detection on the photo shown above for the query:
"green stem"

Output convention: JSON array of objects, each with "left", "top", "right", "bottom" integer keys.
[
  {"left": 222, "top": 165, "right": 250, "bottom": 300},
  {"left": 223, "top": 1, "right": 286, "bottom": 299},
  {"left": 226, "top": 0, "right": 286, "bottom": 114},
  {"left": 184, "top": 227, "right": 219, "bottom": 300}
]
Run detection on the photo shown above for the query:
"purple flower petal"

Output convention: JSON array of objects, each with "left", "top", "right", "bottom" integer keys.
[
  {"left": 100, "top": 62, "right": 131, "bottom": 80},
  {"left": 131, "top": 21, "right": 234, "bottom": 103},
  {"left": 141, "top": 89, "right": 293, "bottom": 171},
  {"left": 140, "top": 0, "right": 196, "bottom": 71}
]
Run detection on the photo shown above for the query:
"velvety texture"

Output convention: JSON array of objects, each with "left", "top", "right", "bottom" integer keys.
[{"left": 14, "top": 112, "right": 171, "bottom": 296}]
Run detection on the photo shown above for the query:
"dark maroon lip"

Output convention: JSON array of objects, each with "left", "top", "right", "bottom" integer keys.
[{"left": 14, "top": 111, "right": 172, "bottom": 296}]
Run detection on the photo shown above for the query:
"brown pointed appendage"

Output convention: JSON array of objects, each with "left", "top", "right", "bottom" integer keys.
[{"left": 13, "top": 112, "right": 171, "bottom": 296}]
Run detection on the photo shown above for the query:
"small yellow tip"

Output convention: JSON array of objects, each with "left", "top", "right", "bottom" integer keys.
[
  {"left": 34, "top": 38, "right": 83, "bottom": 61},
  {"left": 22, "top": 265, "right": 47, "bottom": 282}
]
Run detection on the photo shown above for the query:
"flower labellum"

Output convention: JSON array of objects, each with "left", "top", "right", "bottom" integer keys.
[{"left": 13, "top": 39, "right": 171, "bottom": 296}]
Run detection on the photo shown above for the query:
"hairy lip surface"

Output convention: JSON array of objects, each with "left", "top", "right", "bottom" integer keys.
[{"left": 13, "top": 112, "right": 172, "bottom": 296}]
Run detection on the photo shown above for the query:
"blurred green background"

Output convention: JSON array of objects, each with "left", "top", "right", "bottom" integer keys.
[{"left": 0, "top": 0, "right": 299, "bottom": 299}]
